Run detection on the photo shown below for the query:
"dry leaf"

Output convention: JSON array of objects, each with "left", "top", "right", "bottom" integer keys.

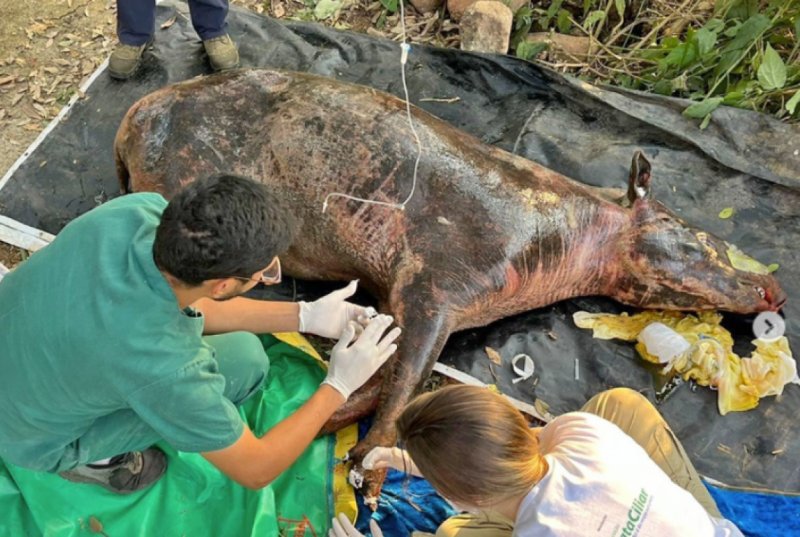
[
  {"left": 0, "top": 75, "right": 14, "bottom": 86},
  {"left": 160, "top": 15, "right": 177, "bottom": 30},
  {"left": 534, "top": 398, "right": 550, "bottom": 417},
  {"left": 273, "top": 4, "right": 286, "bottom": 17},
  {"left": 43, "top": 66, "right": 59, "bottom": 74},
  {"left": 546, "top": 330, "right": 558, "bottom": 340},
  {"left": 485, "top": 346, "right": 502, "bottom": 365},
  {"left": 11, "top": 93, "right": 25, "bottom": 106},
  {"left": 88, "top": 516, "right": 108, "bottom": 536}
]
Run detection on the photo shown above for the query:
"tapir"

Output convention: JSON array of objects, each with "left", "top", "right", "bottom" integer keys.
[{"left": 114, "top": 69, "right": 786, "bottom": 501}]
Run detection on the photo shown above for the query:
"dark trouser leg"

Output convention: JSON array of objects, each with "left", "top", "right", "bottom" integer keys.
[
  {"left": 581, "top": 388, "right": 722, "bottom": 517},
  {"left": 116, "top": 0, "right": 157, "bottom": 46},
  {"left": 187, "top": 0, "right": 229, "bottom": 40},
  {"left": 54, "top": 332, "right": 268, "bottom": 472}
]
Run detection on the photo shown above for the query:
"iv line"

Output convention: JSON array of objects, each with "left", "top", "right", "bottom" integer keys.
[{"left": 322, "top": 0, "right": 423, "bottom": 213}]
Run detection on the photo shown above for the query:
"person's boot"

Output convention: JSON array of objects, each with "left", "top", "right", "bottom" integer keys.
[
  {"left": 108, "top": 42, "right": 149, "bottom": 80},
  {"left": 203, "top": 34, "right": 239, "bottom": 71},
  {"left": 59, "top": 447, "right": 166, "bottom": 494}
]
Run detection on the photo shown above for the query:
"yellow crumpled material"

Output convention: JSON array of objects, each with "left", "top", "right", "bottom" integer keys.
[{"left": 573, "top": 310, "right": 797, "bottom": 415}]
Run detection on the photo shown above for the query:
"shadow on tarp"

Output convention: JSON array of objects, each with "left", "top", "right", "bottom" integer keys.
[{"left": 0, "top": 0, "right": 798, "bottom": 496}]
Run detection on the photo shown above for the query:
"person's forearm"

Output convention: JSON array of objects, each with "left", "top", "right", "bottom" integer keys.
[
  {"left": 193, "top": 297, "right": 300, "bottom": 334},
  {"left": 254, "top": 384, "right": 344, "bottom": 484}
]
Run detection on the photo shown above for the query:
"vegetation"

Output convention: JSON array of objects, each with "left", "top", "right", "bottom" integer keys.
[{"left": 513, "top": 0, "right": 800, "bottom": 126}]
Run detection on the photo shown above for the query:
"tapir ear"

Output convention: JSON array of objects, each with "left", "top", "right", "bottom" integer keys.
[{"left": 626, "top": 150, "right": 652, "bottom": 204}]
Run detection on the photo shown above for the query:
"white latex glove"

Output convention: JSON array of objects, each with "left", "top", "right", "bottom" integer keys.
[
  {"left": 329, "top": 514, "right": 383, "bottom": 537},
  {"left": 323, "top": 315, "right": 401, "bottom": 399},
  {"left": 362, "top": 447, "right": 422, "bottom": 477},
  {"left": 299, "top": 280, "right": 376, "bottom": 339}
]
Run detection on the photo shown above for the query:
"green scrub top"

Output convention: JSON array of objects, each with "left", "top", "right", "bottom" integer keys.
[{"left": 0, "top": 193, "right": 243, "bottom": 472}]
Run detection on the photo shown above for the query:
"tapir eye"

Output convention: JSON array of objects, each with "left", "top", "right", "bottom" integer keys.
[{"left": 755, "top": 286, "right": 766, "bottom": 299}]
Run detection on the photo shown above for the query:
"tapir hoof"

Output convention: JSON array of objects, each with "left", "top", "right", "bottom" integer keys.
[
  {"left": 348, "top": 466, "right": 388, "bottom": 510},
  {"left": 347, "top": 426, "right": 396, "bottom": 508}
]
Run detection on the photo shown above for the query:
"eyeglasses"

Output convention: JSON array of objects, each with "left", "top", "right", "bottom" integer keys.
[{"left": 236, "top": 257, "right": 281, "bottom": 285}]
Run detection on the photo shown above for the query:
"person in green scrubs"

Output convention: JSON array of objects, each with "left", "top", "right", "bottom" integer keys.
[{"left": 0, "top": 174, "right": 400, "bottom": 494}]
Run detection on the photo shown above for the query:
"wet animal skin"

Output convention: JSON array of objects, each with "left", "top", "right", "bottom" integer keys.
[{"left": 114, "top": 69, "right": 786, "bottom": 500}]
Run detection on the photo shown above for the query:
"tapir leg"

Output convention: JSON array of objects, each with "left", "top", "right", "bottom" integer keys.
[
  {"left": 348, "top": 280, "right": 455, "bottom": 503},
  {"left": 319, "top": 374, "right": 383, "bottom": 435}
]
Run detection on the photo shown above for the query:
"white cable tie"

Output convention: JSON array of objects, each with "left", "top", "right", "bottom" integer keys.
[
  {"left": 574, "top": 357, "right": 580, "bottom": 381},
  {"left": 512, "top": 354, "right": 535, "bottom": 384},
  {"left": 401, "top": 42, "right": 410, "bottom": 65}
]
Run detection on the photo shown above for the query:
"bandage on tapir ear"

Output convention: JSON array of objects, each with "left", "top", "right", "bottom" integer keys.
[{"left": 626, "top": 150, "right": 652, "bottom": 203}]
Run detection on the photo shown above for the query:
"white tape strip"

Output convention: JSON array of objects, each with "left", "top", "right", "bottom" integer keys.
[{"left": 432, "top": 362, "right": 550, "bottom": 422}]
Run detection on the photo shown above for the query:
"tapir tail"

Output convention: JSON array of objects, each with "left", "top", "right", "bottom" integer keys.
[{"left": 114, "top": 143, "right": 130, "bottom": 194}]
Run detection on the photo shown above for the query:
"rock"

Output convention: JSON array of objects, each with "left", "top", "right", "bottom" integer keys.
[
  {"left": 448, "top": 0, "right": 525, "bottom": 22},
  {"left": 460, "top": 1, "right": 513, "bottom": 55},
  {"left": 525, "top": 32, "right": 594, "bottom": 61},
  {"left": 410, "top": 0, "right": 444, "bottom": 13}
]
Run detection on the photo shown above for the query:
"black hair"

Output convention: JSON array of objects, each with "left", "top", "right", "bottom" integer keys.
[{"left": 153, "top": 174, "right": 295, "bottom": 285}]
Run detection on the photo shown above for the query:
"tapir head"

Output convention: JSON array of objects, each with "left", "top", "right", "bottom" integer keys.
[{"left": 613, "top": 152, "right": 786, "bottom": 314}]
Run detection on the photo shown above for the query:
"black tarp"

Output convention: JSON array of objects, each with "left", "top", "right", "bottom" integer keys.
[{"left": 1, "top": 0, "right": 798, "bottom": 493}]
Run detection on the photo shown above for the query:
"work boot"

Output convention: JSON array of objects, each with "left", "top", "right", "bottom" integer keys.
[
  {"left": 108, "top": 42, "right": 149, "bottom": 80},
  {"left": 59, "top": 447, "right": 167, "bottom": 494},
  {"left": 203, "top": 34, "right": 239, "bottom": 71}
]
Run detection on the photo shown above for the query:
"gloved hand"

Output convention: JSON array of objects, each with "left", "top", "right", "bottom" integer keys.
[
  {"left": 299, "top": 280, "right": 376, "bottom": 339},
  {"left": 362, "top": 446, "right": 422, "bottom": 477},
  {"left": 323, "top": 315, "right": 401, "bottom": 400},
  {"left": 330, "top": 514, "right": 383, "bottom": 537}
]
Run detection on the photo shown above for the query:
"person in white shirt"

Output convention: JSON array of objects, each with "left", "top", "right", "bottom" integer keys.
[{"left": 330, "top": 386, "right": 743, "bottom": 537}]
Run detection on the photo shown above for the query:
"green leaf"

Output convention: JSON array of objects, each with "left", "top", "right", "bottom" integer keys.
[
  {"left": 378, "top": 0, "right": 397, "bottom": 13},
  {"left": 786, "top": 90, "right": 800, "bottom": 115},
  {"left": 718, "top": 207, "right": 734, "bottom": 219},
  {"left": 663, "top": 42, "right": 699, "bottom": 69},
  {"left": 795, "top": 17, "right": 800, "bottom": 41},
  {"left": 516, "top": 41, "right": 548, "bottom": 61},
  {"left": 662, "top": 36, "right": 680, "bottom": 49},
  {"left": 314, "top": 0, "right": 343, "bottom": 18},
  {"left": 545, "top": 0, "right": 564, "bottom": 22},
  {"left": 694, "top": 28, "right": 718, "bottom": 56},
  {"left": 583, "top": 0, "right": 595, "bottom": 16},
  {"left": 767, "top": 263, "right": 780, "bottom": 273},
  {"left": 757, "top": 44, "right": 787, "bottom": 90},
  {"left": 584, "top": 10, "right": 606, "bottom": 31},
  {"left": 556, "top": 9, "right": 572, "bottom": 33},
  {"left": 723, "top": 91, "right": 745, "bottom": 105},
  {"left": 703, "top": 18, "right": 725, "bottom": 33},
  {"left": 699, "top": 114, "right": 712, "bottom": 130},
  {"left": 615, "top": 0, "right": 626, "bottom": 20},
  {"left": 653, "top": 79, "right": 673, "bottom": 95},
  {"left": 716, "top": 14, "right": 771, "bottom": 76},
  {"left": 514, "top": 6, "right": 533, "bottom": 31},
  {"left": 683, "top": 97, "right": 724, "bottom": 118},
  {"left": 725, "top": 0, "right": 758, "bottom": 21}
]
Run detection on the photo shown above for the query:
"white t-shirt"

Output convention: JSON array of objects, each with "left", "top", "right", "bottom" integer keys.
[{"left": 513, "top": 412, "right": 743, "bottom": 537}]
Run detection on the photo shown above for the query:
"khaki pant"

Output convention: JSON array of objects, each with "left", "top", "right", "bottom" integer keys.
[{"left": 433, "top": 388, "right": 721, "bottom": 537}]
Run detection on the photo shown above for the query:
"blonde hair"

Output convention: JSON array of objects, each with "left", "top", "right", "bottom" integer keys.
[{"left": 396, "top": 385, "right": 547, "bottom": 507}]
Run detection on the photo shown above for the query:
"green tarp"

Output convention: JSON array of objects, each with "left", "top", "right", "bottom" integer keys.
[{"left": 0, "top": 334, "right": 335, "bottom": 536}]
